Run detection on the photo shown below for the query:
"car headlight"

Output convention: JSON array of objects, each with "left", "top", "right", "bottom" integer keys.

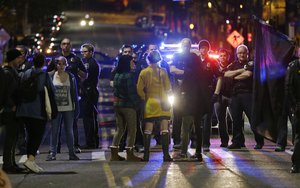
[
  {"left": 88, "top": 20, "right": 94, "bottom": 26},
  {"left": 80, "top": 20, "right": 86, "bottom": 26}
]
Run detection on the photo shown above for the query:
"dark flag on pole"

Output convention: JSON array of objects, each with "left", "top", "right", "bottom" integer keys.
[{"left": 252, "top": 16, "right": 295, "bottom": 142}]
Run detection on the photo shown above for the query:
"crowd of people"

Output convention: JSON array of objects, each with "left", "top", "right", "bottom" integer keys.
[
  {"left": 109, "top": 38, "right": 300, "bottom": 172},
  {"left": 0, "top": 36, "right": 300, "bottom": 174},
  {"left": 0, "top": 39, "right": 100, "bottom": 173}
]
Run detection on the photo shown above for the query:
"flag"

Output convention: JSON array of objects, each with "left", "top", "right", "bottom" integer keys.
[{"left": 252, "top": 16, "right": 295, "bottom": 142}]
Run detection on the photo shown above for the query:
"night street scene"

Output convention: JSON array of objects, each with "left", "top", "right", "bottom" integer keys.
[{"left": 0, "top": 0, "right": 300, "bottom": 187}]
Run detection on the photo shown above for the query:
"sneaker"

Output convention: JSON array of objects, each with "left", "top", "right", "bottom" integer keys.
[
  {"left": 69, "top": 154, "right": 80, "bottom": 161},
  {"left": 46, "top": 154, "right": 56, "bottom": 161},
  {"left": 75, "top": 147, "right": 81, "bottom": 153},
  {"left": 24, "top": 160, "right": 42, "bottom": 173},
  {"left": 290, "top": 165, "right": 299, "bottom": 173}
]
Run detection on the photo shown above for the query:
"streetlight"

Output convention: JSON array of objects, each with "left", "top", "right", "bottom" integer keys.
[{"left": 208, "top": 1, "right": 212, "bottom": 9}]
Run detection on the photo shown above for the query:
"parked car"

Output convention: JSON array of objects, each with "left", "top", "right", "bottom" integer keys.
[
  {"left": 80, "top": 14, "right": 94, "bottom": 27},
  {"left": 135, "top": 13, "right": 166, "bottom": 31}
]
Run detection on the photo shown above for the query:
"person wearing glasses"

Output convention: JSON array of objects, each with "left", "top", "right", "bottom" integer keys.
[
  {"left": 80, "top": 43, "right": 101, "bottom": 149},
  {"left": 47, "top": 56, "right": 80, "bottom": 161}
]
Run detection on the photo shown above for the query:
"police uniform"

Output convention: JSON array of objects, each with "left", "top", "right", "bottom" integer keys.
[
  {"left": 199, "top": 56, "right": 221, "bottom": 149},
  {"left": 213, "top": 63, "right": 232, "bottom": 147},
  {"left": 81, "top": 56, "right": 101, "bottom": 149},
  {"left": 286, "top": 59, "right": 300, "bottom": 172},
  {"left": 228, "top": 60, "right": 264, "bottom": 148}
]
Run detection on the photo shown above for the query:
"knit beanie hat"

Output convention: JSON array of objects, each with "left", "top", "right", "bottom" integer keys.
[
  {"left": 198, "top": 40, "right": 211, "bottom": 50},
  {"left": 6, "top": 49, "right": 22, "bottom": 62}
]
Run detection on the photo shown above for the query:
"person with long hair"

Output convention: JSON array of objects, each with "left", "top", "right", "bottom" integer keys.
[
  {"left": 110, "top": 55, "right": 142, "bottom": 161},
  {"left": 47, "top": 56, "right": 80, "bottom": 161},
  {"left": 137, "top": 50, "right": 173, "bottom": 162}
]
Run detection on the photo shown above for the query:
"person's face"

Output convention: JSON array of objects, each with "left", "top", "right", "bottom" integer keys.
[
  {"left": 122, "top": 47, "right": 132, "bottom": 56},
  {"left": 218, "top": 52, "right": 229, "bottom": 65},
  {"left": 56, "top": 59, "right": 67, "bottom": 72},
  {"left": 181, "top": 41, "right": 191, "bottom": 53},
  {"left": 12, "top": 55, "right": 24, "bottom": 68},
  {"left": 81, "top": 47, "right": 92, "bottom": 59},
  {"left": 199, "top": 46, "right": 209, "bottom": 57},
  {"left": 60, "top": 39, "right": 71, "bottom": 53},
  {"left": 130, "top": 59, "right": 136, "bottom": 70},
  {"left": 16, "top": 48, "right": 27, "bottom": 62},
  {"left": 132, "top": 53, "right": 138, "bottom": 63},
  {"left": 237, "top": 46, "right": 248, "bottom": 63},
  {"left": 148, "top": 44, "right": 158, "bottom": 52}
]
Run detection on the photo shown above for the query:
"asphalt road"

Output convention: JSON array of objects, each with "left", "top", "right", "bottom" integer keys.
[
  {"left": 4, "top": 123, "right": 299, "bottom": 188},
  {"left": 59, "top": 11, "right": 156, "bottom": 56}
]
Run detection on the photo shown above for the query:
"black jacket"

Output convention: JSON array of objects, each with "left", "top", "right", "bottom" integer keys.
[
  {"left": 286, "top": 59, "right": 300, "bottom": 110},
  {"left": 2, "top": 66, "right": 20, "bottom": 112}
]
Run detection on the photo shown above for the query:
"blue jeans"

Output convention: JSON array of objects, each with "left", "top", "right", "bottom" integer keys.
[{"left": 50, "top": 111, "right": 75, "bottom": 156}]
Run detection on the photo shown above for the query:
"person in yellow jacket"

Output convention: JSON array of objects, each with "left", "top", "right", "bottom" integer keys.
[{"left": 137, "top": 50, "right": 173, "bottom": 162}]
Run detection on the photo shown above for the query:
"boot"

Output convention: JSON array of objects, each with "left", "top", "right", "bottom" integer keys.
[
  {"left": 126, "top": 148, "right": 142, "bottom": 161},
  {"left": 143, "top": 134, "right": 151, "bottom": 161},
  {"left": 110, "top": 147, "right": 125, "bottom": 161},
  {"left": 161, "top": 133, "right": 173, "bottom": 162}
]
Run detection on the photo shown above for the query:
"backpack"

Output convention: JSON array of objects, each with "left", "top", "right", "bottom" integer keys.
[{"left": 19, "top": 71, "right": 43, "bottom": 103}]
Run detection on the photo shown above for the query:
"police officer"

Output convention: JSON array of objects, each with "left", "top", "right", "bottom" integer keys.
[
  {"left": 198, "top": 40, "right": 222, "bottom": 152},
  {"left": 80, "top": 43, "right": 101, "bottom": 149},
  {"left": 213, "top": 48, "right": 232, "bottom": 147},
  {"left": 286, "top": 47, "right": 300, "bottom": 173},
  {"left": 225, "top": 44, "right": 264, "bottom": 149}
]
